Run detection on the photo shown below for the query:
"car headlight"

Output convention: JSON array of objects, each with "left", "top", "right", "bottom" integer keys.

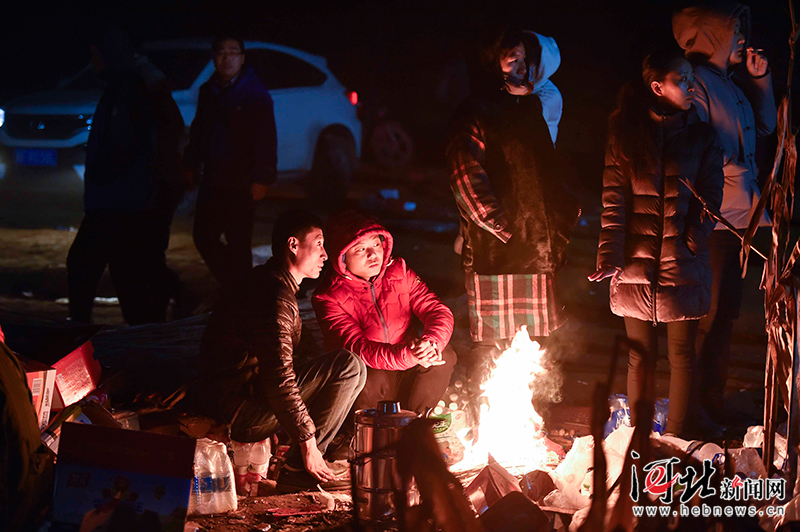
[{"left": 0, "top": 108, "right": 4, "bottom": 129}]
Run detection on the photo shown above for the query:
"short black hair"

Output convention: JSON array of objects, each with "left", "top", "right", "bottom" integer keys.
[
  {"left": 212, "top": 34, "right": 245, "bottom": 53},
  {"left": 272, "top": 209, "right": 324, "bottom": 261}
]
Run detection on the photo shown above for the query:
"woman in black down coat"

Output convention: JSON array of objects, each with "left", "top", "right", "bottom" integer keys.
[{"left": 589, "top": 50, "right": 723, "bottom": 437}]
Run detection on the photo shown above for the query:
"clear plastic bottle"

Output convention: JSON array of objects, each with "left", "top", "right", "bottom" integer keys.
[
  {"left": 686, "top": 441, "right": 725, "bottom": 467},
  {"left": 230, "top": 441, "right": 252, "bottom": 495},
  {"left": 246, "top": 439, "right": 271, "bottom": 496}
]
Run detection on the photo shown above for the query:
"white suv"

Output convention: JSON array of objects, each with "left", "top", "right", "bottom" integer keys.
[{"left": 0, "top": 40, "right": 361, "bottom": 198}]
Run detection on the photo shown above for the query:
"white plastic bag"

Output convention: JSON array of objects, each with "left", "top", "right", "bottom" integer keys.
[
  {"left": 743, "top": 425, "right": 787, "bottom": 470},
  {"left": 188, "top": 438, "right": 238, "bottom": 515}
]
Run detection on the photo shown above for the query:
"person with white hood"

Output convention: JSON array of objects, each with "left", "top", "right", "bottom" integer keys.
[{"left": 672, "top": 1, "right": 777, "bottom": 428}]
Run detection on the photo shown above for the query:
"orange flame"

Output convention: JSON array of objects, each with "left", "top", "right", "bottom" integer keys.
[{"left": 451, "top": 327, "right": 556, "bottom": 474}]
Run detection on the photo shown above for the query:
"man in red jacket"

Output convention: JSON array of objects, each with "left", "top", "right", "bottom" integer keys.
[{"left": 312, "top": 211, "right": 456, "bottom": 416}]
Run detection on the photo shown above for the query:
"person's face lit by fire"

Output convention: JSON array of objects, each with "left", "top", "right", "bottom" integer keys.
[
  {"left": 213, "top": 39, "right": 245, "bottom": 84},
  {"left": 650, "top": 58, "right": 695, "bottom": 112},
  {"left": 290, "top": 227, "right": 327, "bottom": 280},
  {"left": 500, "top": 42, "right": 527, "bottom": 85},
  {"left": 728, "top": 18, "right": 746, "bottom": 66},
  {"left": 344, "top": 234, "right": 384, "bottom": 281}
]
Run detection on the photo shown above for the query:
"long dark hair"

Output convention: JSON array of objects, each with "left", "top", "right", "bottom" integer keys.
[{"left": 607, "top": 49, "right": 686, "bottom": 174}]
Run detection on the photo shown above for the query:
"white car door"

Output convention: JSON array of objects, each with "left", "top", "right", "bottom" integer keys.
[{"left": 245, "top": 48, "right": 329, "bottom": 173}]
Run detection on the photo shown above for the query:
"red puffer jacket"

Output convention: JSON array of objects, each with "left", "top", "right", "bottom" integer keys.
[{"left": 312, "top": 213, "right": 454, "bottom": 371}]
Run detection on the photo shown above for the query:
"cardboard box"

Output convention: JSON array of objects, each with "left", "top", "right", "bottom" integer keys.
[
  {"left": 18, "top": 356, "right": 56, "bottom": 431},
  {"left": 29, "top": 326, "right": 103, "bottom": 409},
  {"left": 53, "top": 422, "right": 196, "bottom": 530}
]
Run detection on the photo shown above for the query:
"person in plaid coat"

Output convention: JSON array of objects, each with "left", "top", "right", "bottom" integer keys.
[{"left": 447, "top": 29, "right": 580, "bottom": 353}]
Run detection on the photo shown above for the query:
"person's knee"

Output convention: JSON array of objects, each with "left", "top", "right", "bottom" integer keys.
[
  {"left": 334, "top": 350, "right": 367, "bottom": 387},
  {"left": 441, "top": 344, "right": 457, "bottom": 367}
]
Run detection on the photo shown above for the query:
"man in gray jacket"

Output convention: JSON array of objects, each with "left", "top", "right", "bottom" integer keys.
[{"left": 673, "top": 2, "right": 776, "bottom": 427}]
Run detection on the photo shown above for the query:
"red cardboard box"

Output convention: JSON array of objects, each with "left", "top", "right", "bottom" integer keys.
[
  {"left": 53, "top": 422, "right": 195, "bottom": 529},
  {"left": 19, "top": 356, "right": 57, "bottom": 431},
  {"left": 30, "top": 326, "right": 103, "bottom": 409}
]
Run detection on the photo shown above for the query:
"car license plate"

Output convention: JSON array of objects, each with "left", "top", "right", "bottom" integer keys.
[{"left": 15, "top": 148, "right": 57, "bottom": 167}]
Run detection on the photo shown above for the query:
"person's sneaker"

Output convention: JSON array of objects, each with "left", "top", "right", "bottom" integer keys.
[
  {"left": 276, "top": 466, "right": 350, "bottom": 493},
  {"left": 326, "top": 459, "right": 351, "bottom": 477}
]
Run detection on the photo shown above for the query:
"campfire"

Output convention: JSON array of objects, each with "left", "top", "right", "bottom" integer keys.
[{"left": 450, "top": 326, "right": 561, "bottom": 475}]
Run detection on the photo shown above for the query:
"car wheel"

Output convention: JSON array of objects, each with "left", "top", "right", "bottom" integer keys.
[
  {"left": 369, "top": 119, "right": 413, "bottom": 168},
  {"left": 307, "top": 129, "right": 358, "bottom": 203}
]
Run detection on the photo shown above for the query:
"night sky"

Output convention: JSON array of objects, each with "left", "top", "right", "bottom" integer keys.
[{"left": 1, "top": 0, "right": 795, "bottom": 172}]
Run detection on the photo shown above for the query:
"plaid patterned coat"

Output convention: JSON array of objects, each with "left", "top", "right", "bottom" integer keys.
[{"left": 447, "top": 93, "right": 578, "bottom": 340}]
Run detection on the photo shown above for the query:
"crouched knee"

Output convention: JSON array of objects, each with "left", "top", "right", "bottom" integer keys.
[{"left": 331, "top": 349, "right": 367, "bottom": 388}]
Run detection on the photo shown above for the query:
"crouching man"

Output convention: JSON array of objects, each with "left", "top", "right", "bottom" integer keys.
[
  {"left": 312, "top": 211, "right": 456, "bottom": 418},
  {"left": 191, "top": 210, "right": 366, "bottom": 492}
]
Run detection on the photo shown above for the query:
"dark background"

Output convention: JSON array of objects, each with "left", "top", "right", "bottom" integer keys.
[{"left": 0, "top": 0, "right": 795, "bottom": 192}]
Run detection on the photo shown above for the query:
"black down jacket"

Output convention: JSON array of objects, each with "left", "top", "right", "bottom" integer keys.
[
  {"left": 196, "top": 258, "right": 315, "bottom": 443},
  {"left": 597, "top": 108, "right": 723, "bottom": 323}
]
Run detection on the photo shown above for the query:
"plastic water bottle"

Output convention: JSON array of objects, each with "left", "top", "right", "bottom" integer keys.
[
  {"left": 686, "top": 441, "right": 725, "bottom": 467},
  {"left": 603, "top": 394, "right": 632, "bottom": 438},
  {"left": 193, "top": 445, "right": 215, "bottom": 511},
  {"left": 246, "top": 439, "right": 271, "bottom": 496},
  {"left": 652, "top": 398, "right": 669, "bottom": 434},
  {"left": 230, "top": 441, "right": 252, "bottom": 495}
]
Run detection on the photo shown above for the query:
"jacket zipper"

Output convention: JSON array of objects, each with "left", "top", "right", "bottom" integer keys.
[
  {"left": 652, "top": 115, "right": 667, "bottom": 327},
  {"left": 369, "top": 283, "right": 390, "bottom": 342}
]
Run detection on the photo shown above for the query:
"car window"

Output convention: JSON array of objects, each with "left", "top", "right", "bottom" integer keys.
[
  {"left": 145, "top": 50, "right": 212, "bottom": 90},
  {"left": 245, "top": 50, "right": 327, "bottom": 90}
]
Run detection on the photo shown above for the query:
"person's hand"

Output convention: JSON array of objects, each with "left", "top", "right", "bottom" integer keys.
[
  {"left": 588, "top": 267, "right": 622, "bottom": 283},
  {"left": 746, "top": 48, "right": 769, "bottom": 77},
  {"left": 409, "top": 338, "right": 445, "bottom": 368},
  {"left": 503, "top": 78, "right": 534, "bottom": 96},
  {"left": 300, "top": 436, "right": 338, "bottom": 482},
  {"left": 252, "top": 183, "right": 268, "bottom": 201}
]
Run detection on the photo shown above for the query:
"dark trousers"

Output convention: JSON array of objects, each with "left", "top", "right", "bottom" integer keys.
[
  {"left": 229, "top": 350, "right": 366, "bottom": 467},
  {"left": 624, "top": 317, "right": 698, "bottom": 435},
  {"left": 67, "top": 211, "right": 161, "bottom": 325},
  {"left": 696, "top": 230, "right": 747, "bottom": 405},
  {"left": 352, "top": 344, "right": 457, "bottom": 416},
  {"left": 193, "top": 186, "right": 254, "bottom": 289}
]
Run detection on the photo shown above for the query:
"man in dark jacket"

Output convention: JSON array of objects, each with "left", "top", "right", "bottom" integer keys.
[
  {"left": 184, "top": 35, "right": 277, "bottom": 289},
  {"left": 673, "top": 2, "right": 777, "bottom": 426},
  {"left": 66, "top": 28, "right": 184, "bottom": 325},
  {"left": 193, "top": 210, "right": 366, "bottom": 492}
]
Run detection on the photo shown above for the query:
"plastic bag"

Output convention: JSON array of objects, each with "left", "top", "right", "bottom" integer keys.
[
  {"left": 742, "top": 425, "right": 788, "bottom": 470},
  {"left": 188, "top": 438, "right": 238, "bottom": 515}
]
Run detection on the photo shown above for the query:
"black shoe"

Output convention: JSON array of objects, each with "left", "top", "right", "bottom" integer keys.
[
  {"left": 324, "top": 433, "right": 355, "bottom": 462},
  {"left": 276, "top": 466, "right": 350, "bottom": 493}
]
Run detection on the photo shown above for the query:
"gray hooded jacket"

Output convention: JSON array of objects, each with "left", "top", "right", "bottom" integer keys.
[{"left": 673, "top": 4, "right": 777, "bottom": 229}]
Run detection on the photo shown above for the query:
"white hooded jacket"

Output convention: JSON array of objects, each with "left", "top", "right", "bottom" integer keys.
[{"left": 525, "top": 31, "right": 562, "bottom": 145}]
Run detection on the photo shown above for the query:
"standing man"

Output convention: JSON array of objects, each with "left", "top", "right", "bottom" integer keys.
[
  {"left": 184, "top": 35, "right": 277, "bottom": 289},
  {"left": 67, "top": 28, "right": 183, "bottom": 325},
  {"left": 673, "top": 2, "right": 777, "bottom": 426},
  {"left": 190, "top": 210, "right": 366, "bottom": 493}
]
